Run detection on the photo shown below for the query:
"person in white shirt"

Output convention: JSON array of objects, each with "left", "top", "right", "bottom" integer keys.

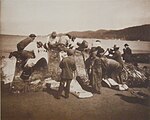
[
  {"left": 46, "top": 32, "right": 59, "bottom": 49},
  {"left": 21, "top": 41, "right": 43, "bottom": 60}
]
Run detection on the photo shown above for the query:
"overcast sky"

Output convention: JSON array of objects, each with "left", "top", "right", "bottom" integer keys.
[{"left": 1, "top": 0, "right": 150, "bottom": 35}]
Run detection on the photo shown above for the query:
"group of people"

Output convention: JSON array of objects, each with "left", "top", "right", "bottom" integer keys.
[
  {"left": 9, "top": 31, "right": 133, "bottom": 99},
  {"left": 85, "top": 44, "right": 128, "bottom": 94}
]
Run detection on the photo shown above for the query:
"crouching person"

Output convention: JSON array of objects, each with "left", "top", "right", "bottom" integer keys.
[{"left": 57, "top": 49, "right": 76, "bottom": 99}]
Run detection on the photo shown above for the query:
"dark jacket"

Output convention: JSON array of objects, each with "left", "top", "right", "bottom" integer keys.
[
  {"left": 17, "top": 37, "right": 33, "bottom": 51},
  {"left": 109, "top": 50, "right": 124, "bottom": 67},
  {"left": 123, "top": 47, "right": 132, "bottom": 62},
  {"left": 59, "top": 56, "right": 76, "bottom": 80}
]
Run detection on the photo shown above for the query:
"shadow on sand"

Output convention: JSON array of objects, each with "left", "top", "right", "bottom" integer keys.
[
  {"left": 115, "top": 94, "right": 150, "bottom": 106},
  {"left": 44, "top": 84, "right": 70, "bottom": 99},
  {"left": 43, "top": 84, "right": 59, "bottom": 99}
]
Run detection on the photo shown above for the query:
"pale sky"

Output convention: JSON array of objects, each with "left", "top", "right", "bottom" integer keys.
[{"left": 1, "top": 0, "right": 150, "bottom": 35}]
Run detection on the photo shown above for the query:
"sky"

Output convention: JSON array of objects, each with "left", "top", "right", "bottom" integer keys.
[{"left": 1, "top": 0, "right": 150, "bottom": 35}]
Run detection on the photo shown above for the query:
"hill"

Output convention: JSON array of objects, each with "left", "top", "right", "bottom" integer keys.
[{"left": 68, "top": 24, "right": 150, "bottom": 41}]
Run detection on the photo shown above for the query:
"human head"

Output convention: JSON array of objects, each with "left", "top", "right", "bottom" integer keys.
[
  {"left": 37, "top": 41, "right": 43, "bottom": 48},
  {"left": 89, "top": 47, "right": 97, "bottom": 59},
  {"left": 113, "top": 45, "right": 119, "bottom": 51},
  {"left": 67, "top": 49, "right": 75, "bottom": 56},
  {"left": 124, "top": 43, "right": 129, "bottom": 48},
  {"left": 51, "top": 32, "right": 57, "bottom": 39},
  {"left": 71, "top": 36, "right": 76, "bottom": 42},
  {"left": 77, "top": 40, "right": 88, "bottom": 51},
  {"left": 143, "top": 66, "right": 148, "bottom": 70},
  {"left": 97, "top": 47, "right": 105, "bottom": 57},
  {"left": 29, "top": 34, "right": 36, "bottom": 40}
]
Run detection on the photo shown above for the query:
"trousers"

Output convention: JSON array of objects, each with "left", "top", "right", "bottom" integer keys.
[{"left": 58, "top": 79, "right": 72, "bottom": 98}]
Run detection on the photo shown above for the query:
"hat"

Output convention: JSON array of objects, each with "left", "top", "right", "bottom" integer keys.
[
  {"left": 77, "top": 40, "right": 88, "bottom": 48},
  {"left": 97, "top": 47, "right": 104, "bottom": 54},
  {"left": 67, "top": 49, "right": 75, "bottom": 56},
  {"left": 124, "top": 43, "right": 129, "bottom": 47},
  {"left": 96, "top": 40, "right": 101, "bottom": 42},
  {"left": 113, "top": 45, "right": 119, "bottom": 49},
  {"left": 29, "top": 34, "right": 36, "bottom": 37}
]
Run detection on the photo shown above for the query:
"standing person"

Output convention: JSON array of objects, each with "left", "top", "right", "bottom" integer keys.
[
  {"left": 57, "top": 49, "right": 76, "bottom": 99},
  {"left": 17, "top": 34, "right": 36, "bottom": 51},
  {"left": 87, "top": 49, "right": 103, "bottom": 94},
  {"left": 122, "top": 43, "right": 132, "bottom": 63}
]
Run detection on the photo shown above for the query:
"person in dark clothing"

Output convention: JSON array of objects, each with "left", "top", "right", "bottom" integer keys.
[
  {"left": 143, "top": 66, "right": 150, "bottom": 87},
  {"left": 108, "top": 45, "right": 124, "bottom": 68},
  {"left": 96, "top": 47, "right": 122, "bottom": 83},
  {"left": 106, "top": 59, "right": 123, "bottom": 84},
  {"left": 86, "top": 49, "right": 103, "bottom": 94},
  {"left": 57, "top": 49, "right": 76, "bottom": 99},
  {"left": 122, "top": 43, "right": 132, "bottom": 63},
  {"left": 17, "top": 34, "right": 36, "bottom": 51},
  {"left": 109, "top": 45, "right": 124, "bottom": 84}
]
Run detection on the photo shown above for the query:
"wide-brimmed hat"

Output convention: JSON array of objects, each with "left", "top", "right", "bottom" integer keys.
[
  {"left": 124, "top": 43, "right": 129, "bottom": 47},
  {"left": 77, "top": 40, "right": 88, "bottom": 48},
  {"left": 96, "top": 40, "right": 101, "bottom": 42},
  {"left": 113, "top": 45, "right": 119, "bottom": 49},
  {"left": 29, "top": 34, "right": 36, "bottom": 37}
]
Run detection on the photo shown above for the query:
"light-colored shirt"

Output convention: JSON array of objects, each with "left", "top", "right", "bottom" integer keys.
[
  {"left": 24, "top": 41, "right": 38, "bottom": 57},
  {"left": 72, "top": 38, "right": 83, "bottom": 49},
  {"left": 58, "top": 35, "right": 71, "bottom": 46},
  {"left": 47, "top": 36, "right": 59, "bottom": 45}
]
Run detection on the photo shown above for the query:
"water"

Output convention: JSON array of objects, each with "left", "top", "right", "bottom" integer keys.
[
  {"left": 82, "top": 38, "right": 150, "bottom": 54},
  {"left": 0, "top": 35, "right": 150, "bottom": 56}
]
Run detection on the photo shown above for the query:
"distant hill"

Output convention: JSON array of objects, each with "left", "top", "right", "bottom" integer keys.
[{"left": 68, "top": 24, "right": 150, "bottom": 41}]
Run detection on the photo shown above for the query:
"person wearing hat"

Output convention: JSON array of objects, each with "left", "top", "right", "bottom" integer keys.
[
  {"left": 108, "top": 45, "right": 124, "bottom": 68},
  {"left": 85, "top": 48, "right": 103, "bottom": 94},
  {"left": 97, "top": 48, "right": 124, "bottom": 84},
  {"left": 76, "top": 40, "right": 88, "bottom": 51},
  {"left": 122, "top": 43, "right": 132, "bottom": 63},
  {"left": 107, "top": 45, "right": 124, "bottom": 84},
  {"left": 17, "top": 34, "right": 36, "bottom": 51},
  {"left": 57, "top": 49, "right": 76, "bottom": 99}
]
